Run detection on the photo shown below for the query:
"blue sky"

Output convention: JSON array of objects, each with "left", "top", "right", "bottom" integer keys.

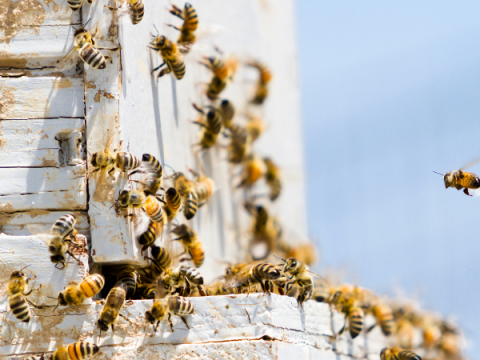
[{"left": 296, "top": 1, "right": 480, "bottom": 355}]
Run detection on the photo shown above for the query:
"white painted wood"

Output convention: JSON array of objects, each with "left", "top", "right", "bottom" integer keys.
[
  {"left": 0, "top": 118, "right": 85, "bottom": 167},
  {"left": 0, "top": 76, "right": 84, "bottom": 119},
  {"left": 0, "top": 165, "right": 86, "bottom": 211}
]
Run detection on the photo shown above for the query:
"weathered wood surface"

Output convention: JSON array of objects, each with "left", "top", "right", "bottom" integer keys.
[{"left": 0, "top": 293, "right": 386, "bottom": 358}]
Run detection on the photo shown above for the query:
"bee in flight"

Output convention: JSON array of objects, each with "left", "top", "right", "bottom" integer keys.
[
  {"left": 7, "top": 267, "right": 42, "bottom": 323},
  {"left": 171, "top": 224, "right": 205, "bottom": 268},
  {"left": 380, "top": 348, "right": 422, "bottom": 360},
  {"left": 434, "top": 161, "right": 480, "bottom": 196},
  {"left": 247, "top": 60, "right": 272, "bottom": 105},
  {"left": 52, "top": 341, "right": 99, "bottom": 360},
  {"left": 149, "top": 28, "right": 185, "bottom": 80},
  {"left": 56, "top": 273, "right": 105, "bottom": 310},
  {"left": 168, "top": 3, "right": 198, "bottom": 53},
  {"left": 56, "top": 20, "right": 120, "bottom": 71}
]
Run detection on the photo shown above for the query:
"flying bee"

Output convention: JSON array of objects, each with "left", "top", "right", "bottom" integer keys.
[
  {"left": 237, "top": 154, "right": 266, "bottom": 189},
  {"left": 245, "top": 114, "right": 266, "bottom": 142},
  {"left": 56, "top": 22, "right": 120, "bottom": 71},
  {"left": 247, "top": 60, "right": 272, "bottom": 105},
  {"left": 192, "top": 103, "right": 223, "bottom": 135},
  {"left": 67, "top": 0, "right": 94, "bottom": 11},
  {"left": 97, "top": 281, "right": 129, "bottom": 333},
  {"left": 149, "top": 31, "right": 185, "bottom": 80},
  {"left": 171, "top": 224, "right": 205, "bottom": 268},
  {"left": 219, "top": 99, "right": 235, "bottom": 129},
  {"left": 380, "top": 348, "right": 422, "bottom": 360},
  {"left": 117, "top": 190, "right": 166, "bottom": 224},
  {"left": 28, "top": 214, "right": 84, "bottom": 270},
  {"left": 139, "top": 220, "right": 163, "bottom": 252},
  {"left": 223, "top": 262, "right": 286, "bottom": 295},
  {"left": 117, "top": 266, "right": 138, "bottom": 299},
  {"left": 145, "top": 277, "right": 195, "bottom": 332},
  {"left": 197, "top": 129, "right": 218, "bottom": 150},
  {"left": 434, "top": 166, "right": 480, "bottom": 196},
  {"left": 245, "top": 203, "right": 282, "bottom": 260},
  {"left": 201, "top": 52, "right": 238, "bottom": 100},
  {"left": 336, "top": 297, "right": 365, "bottom": 339},
  {"left": 168, "top": 3, "right": 198, "bottom": 53},
  {"left": 7, "top": 268, "right": 41, "bottom": 323},
  {"left": 163, "top": 187, "right": 181, "bottom": 221},
  {"left": 130, "top": 154, "right": 164, "bottom": 196},
  {"left": 52, "top": 341, "right": 99, "bottom": 360},
  {"left": 189, "top": 169, "right": 214, "bottom": 207},
  {"left": 56, "top": 274, "right": 105, "bottom": 309},
  {"left": 367, "top": 303, "right": 395, "bottom": 336},
  {"left": 171, "top": 172, "right": 199, "bottom": 220},
  {"left": 106, "top": 0, "right": 145, "bottom": 25},
  {"left": 226, "top": 124, "right": 251, "bottom": 164},
  {"left": 155, "top": 261, "right": 206, "bottom": 297},
  {"left": 263, "top": 157, "right": 281, "bottom": 201}
]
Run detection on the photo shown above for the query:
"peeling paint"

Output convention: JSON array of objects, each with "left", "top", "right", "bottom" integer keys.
[
  {"left": 0, "top": 87, "right": 14, "bottom": 119},
  {"left": 42, "top": 0, "right": 59, "bottom": 12},
  {"left": 0, "top": 0, "right": 47, "bottom": 43}
]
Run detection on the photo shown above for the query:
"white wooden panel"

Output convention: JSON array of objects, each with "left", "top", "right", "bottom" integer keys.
[
  {"left": 0, "top": 165, "right": 86, "bottom": 211},
  {"left": 0, "top": 76, "right": 84, "bottom": 119},
  {"left": 0, "top": 118, "right": 85, "bottom": 167},
  {"left": 0, "top": 210, "right": 89, "bottom": 236}
]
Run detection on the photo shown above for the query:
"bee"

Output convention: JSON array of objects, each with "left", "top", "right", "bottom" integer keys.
[
  {"left": 149, "top": 31, "right": 185, "bottom": 80},
  {"left": 380, "top": 348, "right": 421, "bottom": 360},
  {"left": 434, "top": 167, "right": 480, "bottom": 196},
  {"left": 145, "top": 278, "right": 195, "bottom": 332},
  {"left": 206, "top": 276, "right": 228, "bottom": 296},
  {"left": 67, "top": 0, "right": 94, "bottom": 11},
  {"left": 245, "top": 114, "right": 266, "bottom": 142},
  {"left": 149, "top": 245, "right": 173, "bottom": 275},
  {"left": 336, "top": 297, "right": 365, "bottom": 339},
  {"left": 52, "top": 341, "right": 99, "bottom": 360},
  {"left": 139, "top": 221, "right": 163, "bottom": 252},
  {"left": 131, "top": 154, "right": 163, "bottom": 196},
  {"left": 56, "top": 23, "right": 120, "bottom": 71},
  {"left": 367, "top": 303, "right": 395, "bottom": 336},
  {"left": 171, "top": 172, "right": 199, "bottom": 220},
  {"left": 263, "top": 157, "right": 281, "bottom": 201},
  {"left": 29, "top": 214, "right": 83, "bottom": 269},
  {"left": 97, "top": 281, "right": 129, "bottom": 333},
  {"left": 245, "top": 203, "right": 282, "bottom": 260},
  {"left": 219, "top": 99, "right": 235, "bottom": 129},
  {"left": 190, "top": 170, "right": 214, "bottom": 207},
  {"left": 192, "top": 103, "right": 223, "bottom": 135},
  {"left": 164, "top": 187, "right": 181, "bottom": 221},
  {"left": 117, "top": 191, "right": 166, "bottom": 224},
  {"left": 226, "top": 124, "right": 251, "bottom": 164},
  {"left": 91, "top": 138, "right": 140, "bottom": 180},
  {"left": 168, "top": 3, "right": 198, "bottom": 52},
  {"left": 197, "top": 129, "right": 218, "bottom": 150},
  {"left": 106, "top": 0, "right": 145, "bottom": 25},
  {"left": 117, "top": 266, "right": 138, "bottom": 299},
  {"left": 158, "top": 264, "right": 207, "bottom": 297},
  {"left": 201, "top": 53, "right": 238, "bottom": 100},
  {"left": 56, "top": 274, "right": 105, "bottom": 308},
  {"left": 8, "top": 268, "right": 40, "bottom": 323},
  {"left": 237, "top": 154, "right": 266, "bottom": 189},
  {"left": 247, "top": 61, "right": 272, "bottom": 105},
  {"left": 171, "top": 224, "right": 205, "bottom": 268},
  {"left": 136, "top": 283, "right": 157, "bottom": 299},
  {"left": 223, "top": 262, "right": 286, "bottom": 295}
]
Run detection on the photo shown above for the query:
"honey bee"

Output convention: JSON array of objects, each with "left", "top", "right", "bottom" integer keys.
[
  {"left": 136, "top": 283, "right": 157, "bottom": 299},
  {"left": 8, "top": 268, "right": 40, "bottom": 323},
  {"left": 157, "top": 263, "right": 207, "bottom": 297},
  {"left": 67, "top": 0, "right": 94, "bottom": 11},
  {"left": 226, "top": 124, "right": 251, "bottom": 164},
  {"left": 246, "top": 203, "right": 282, "bottom": 260},
  {"left": 434, "top": 166, "right": 480, "bottom": 196},
  {"left": 367, "top": 303, "right": 395, "bottom": 336},
  {"left": 205, "top": 276, "right": 228, "bottom": 296},
  {"left": 145, "top": 278, "right": 195, "bottom": 332},
  {"left": 52, "top": 341, "right": 99, "bottom": 360},
  {"left": 171, "top": 224, "right": 205, "bottom": 268},
  {"left": 223, "top": 262, "right": 286, "bottom": 295},
  {"left": 106, "top": 0, "right": 145, "bottom": 25},
  {"left": 139, "top": 221, "right": 163, "bottom": 252},
  {"left": 97, "top": 281, "right": 129, "bottom": 333},
  {"left": 380, "top": 348, "right": 421, "bottom": 360},
  {"left": 247, "top": 61, "right": 272, "bottom": 105},
  {"left": 263, "top": 157, "right": 281, "bottom": 201},
  {"left": 197, "top": 129, "right": 218, "bottom": 150},
  {"left": 149, "top": 31, "right": 185, "bottom": 80},
  {"left": 56, "top": 23, "right": 120, "bottom": 71},
  {"left": 192, "top": 103, "right": 223, "bottom": 135},
  {"left": 131, "top": 154, "right": 163, "bottom": 196},
  {"left": 171, "top": 172, "right": 198, "bottom": 220},
  {"left": 201, "top": 52, "right": 238, "bottom": 100},
  {"left": 337, "top": 297, "right": 365, "bottom": 339},
  {"left": 168, "top": 3, "right": 198, "bottom": 52},
  {"left": 219, "top": 99, "right": 235, "bottom": 129},
  {"left": 163, "top": 187, "right": 181, "bottom": 221},
  {"left": 56, "top": 274, "right": 105, "bottom": 309},
  {"left": 28, "top": 214, "right": 84, "bottom": 269},
  {"left": 117, "top": 190, "right": 166, "bottom": 224},
  {"left": 149, "top": 245, "right": 173, "bottom": 275},
  {"left": 91, "top": 148, "right": 140, "bottom": 179},
  {"left": 237, "top": 154, "right": 266, "bottom": 189},
  {"left": 117, "top": 266, "right": 138, "bottom": 299},
  {"left": 245, "top": 114, "right": 266, "bottom": 142}
]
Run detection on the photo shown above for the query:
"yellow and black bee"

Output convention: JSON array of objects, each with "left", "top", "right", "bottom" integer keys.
[
  {"left": 149, "top": 32, "right": 185, "bottom": 80},
  {"left": 52, "top": 341, "right": 99, "bottom": 360},
  {"left": 168, "top": 3, "right": 198, "bottom": 52},
  {"left": 56, "top": 274, "right": 105, "bottom": 308}
]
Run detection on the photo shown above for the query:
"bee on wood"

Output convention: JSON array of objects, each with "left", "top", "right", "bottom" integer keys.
[
  {"left": 106, "top": 0, "right": 145, "bottom": 25},
  {"left": 367, "top": 303, "right": 395, "bottom": 336},
  {"left": 171, "top": 224, "right": 205, "bottom": 268},
  {"left": 52, "top": 341, "right": 99, "bottom": 360},
  {"left": 130, "top": 154, "right": 164, "bottom": 196},
  {"left": 56, "top": 22, "right": 120, "bottom": 71},
  {"left": 219, "top": 99, "right": 235, "bottom": 129},
  {"left": 245, "top": 203, "right": 282, "bottom": 260},
  {"left": 117, "top": 190, "right": 166, "bottom": 224},
  {"left": 168, "top": 3, "right": 198, "bottom": 53},
  {"left": 28, "top": 214, "right": 84, "bottom": 270},
  {"left": 154, "top": 260, "right": 207, "bottom": 297},
  {"left": 163, "top": 187, "right": 182, "bottom": 221},
  {"left": 380, "top": 348, "right": 421, "bottom": 360},
  {"left": 116, "top": 266, "right": 139, "bottom": 299},
  {"left": 145, "top": 278, "right": 195, "bottom": 332},
  {"left": 434, "top": 161, "right": 480, "bottom": 196},
  {"left": 247, "top": 60, "right": 272, "bottom": 105},
  {"left": 171, "top": 172, "right": 198, "bottom": 220},
  {"left": 67, "top": 0, "right": 94, "bottom": 11},
  {"left": 7, "top": 268, "right": 41, "bottom": 323},
  {"left": 97, "top": 281, "right": 130, "bottom": 333},
  {"left": 189, "top": 168, "right": 214, "bottom": 207},
  {"left": 223, "top": 262, "right": 286, "bottom": 295},
  {"left": 139, "top": 221, "right": 163, "bottom": 252},
  {"left": 56, "top": 274, "right": 105, "bottom": 309},
  {"left": 192, "top": 103, "right": 223, "bottom": 136},
  {"left": 149, "top": 30, "right": 185, "bottom": 80}
]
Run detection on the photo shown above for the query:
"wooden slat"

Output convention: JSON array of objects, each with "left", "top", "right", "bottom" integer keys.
[
  {"left": 0, "top": 76, "right": 84, "bottom": 119},
  {"left": 0, "top": 165, "right": 86, "bottom": 211},
  {"left": 0, "top": 118, "right": 85, "bottom": 167}
]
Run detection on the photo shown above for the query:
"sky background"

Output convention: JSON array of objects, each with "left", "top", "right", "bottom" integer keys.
[{"left": 296, "top": 1, "right": 480, "bottom": 356}]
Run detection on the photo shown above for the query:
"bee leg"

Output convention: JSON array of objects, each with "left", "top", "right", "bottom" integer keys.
[
  {"left": 337, "top": 315, "right": 347, "bottom": 336},
  {"left": 66, "top": 250, "right": 83, "bottom": 266},
  {"left": 55, "top": 262, "right": 66, "bottom": 270},
  {"left": 166, "top": 24, "right": 181, "bottom": 31},
  {"left": 154, "top": 321, "right": 160, "bottom": 332},
  {"left": 197, "top": 285, "right": 207, "bottom": 296},
  {"left": 119, "top": 313, "right": 133, "bottom": 325},
  {"left": 178, "top": 315, "right": 190, "bottom": 329},
  {"left": 152, "top": 61, "right": 166, "bottom": 73},
  {"left": 104, "top": 5, "right": 119, "bottom": 10},
  {"left": 26, "top": 299, "right": 43, "bottom": 309},
  {"left": 168, "top": 313, "right": 174, "bottom": 332},
  {"left": 367, "top": 323, "right": 377, "bottom": 333},
  {"left": 91, "top": 168, "right": 100, "bottom": 173},
  {"left": 464, "top": 188, "right": 472, "bottom": 196},
  {"left": 158, "top": 66, "right": 172, "bottom": 78}
]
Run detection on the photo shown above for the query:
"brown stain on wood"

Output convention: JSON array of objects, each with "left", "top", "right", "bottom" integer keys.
[
  {"left": 0, "top": 86, "right": 14, "bottom": 119},
  {"left": 42, "top": 0, "right": 59, "bottom": 12},
  {"left": 0, "top": 0, "right": 47, "bottom": 43}
]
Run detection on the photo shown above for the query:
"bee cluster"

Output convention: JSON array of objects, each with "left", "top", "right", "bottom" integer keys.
[{"left": 1, "top": 1, "right": 467, "bottom": 360}]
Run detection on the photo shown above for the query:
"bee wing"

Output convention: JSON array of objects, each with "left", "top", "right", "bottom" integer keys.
[
  {"left": 55, "top": 47, "right": 80, "bottom": 71},
  {"left": 460, "top": 157, "right": 480, "bottom": 171},
  {"left": 306, "top": 269, "right": 329, "bottom": 284},
  {"left": 132, "top": 211, "right": 151, "bottom": 240},
  {"left": 155, "top": 275, "right": 167, "bottom": 299},
  {"left": 26, "top": 225, "right": 55, "bottom": 245},
  {"left": 224, "top": 264, "right": 254, "bottom": 288}
]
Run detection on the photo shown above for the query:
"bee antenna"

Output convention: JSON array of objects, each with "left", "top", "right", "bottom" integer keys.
[
  {"left": 53, "top": 303, "right": 60, "bottom": 313},
  {"left": 273, "top": 255, "right": 286, "bottom": 263},
  {"left": 153, "top": 24, "right": 160, "bottom": 36},
  {"left": 19, "top": 265, "right": 29, "bottom": 271},
  {"left": 432, "top": 171, "right": 444, "bottom": 176},
  {"left": 163, "top": 163, "right": 176, "bottom": 173},
  {"left": 83, "top": 17, "right": 92, "bottom": 28}
]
